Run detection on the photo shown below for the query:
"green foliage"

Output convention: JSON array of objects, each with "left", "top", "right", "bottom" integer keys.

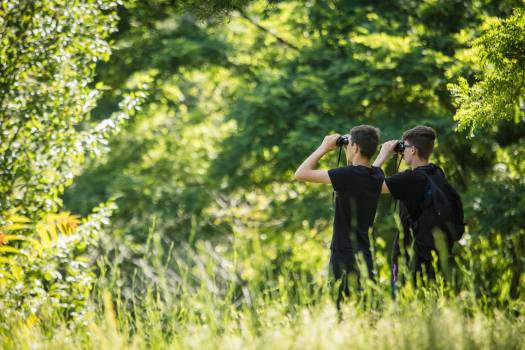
[
  {"left": 449, "top": 5, "right": 525, "bottom": 132},
  {"left": 60, "top": 3, "right": 525, "bottom": 309},
  {"left": 210, "top": 0, "right": 523, "bottom": 199},
  {"left": 0, "top": 0, "right": 141, "bottom": 329},
  {"left": 0, "top": 0, "right": 144, "bottom": 217},
  {"left": 1, "top": 0, "right": 524, "bottom": 346},
  {"left": 64, "top": 1, "right": 521, "bottom": 252},
  {"left": 445, "top": 4, "right": 525, "bottom": 282},
  {"left": 123, "top": 0, "right": 257, "bottom": 21},
  {"left": 64, "top": 3, "right": 242, "bottom": 242},
  {"left": 0, "top": 202, "right": 116, "bottom": 326}
]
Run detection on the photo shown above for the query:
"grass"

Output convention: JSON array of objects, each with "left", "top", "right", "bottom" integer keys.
[
  {"left": 1, "top": 230, "right": 524, "bottom": 349},
  {"left": 3, "top": 282, "right": 524, "bottom": 349}
]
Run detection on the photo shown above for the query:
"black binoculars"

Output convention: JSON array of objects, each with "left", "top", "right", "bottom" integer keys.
[
  {"left": 393, "top": 141, "right": 405, "bottom": 153},
  {"left": 336, "top": 136, "right": 349, "bottom": 147}
]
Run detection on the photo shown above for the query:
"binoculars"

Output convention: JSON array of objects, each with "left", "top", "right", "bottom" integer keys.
[
  {"left": 393, "top": 141, "right": 405, "bottom": 153},
  {"left": 336, "top": 136, "right": 349, "bottom": 147},
  {"left": 337, "top": 136, "right": 405, "bottom": 153}
]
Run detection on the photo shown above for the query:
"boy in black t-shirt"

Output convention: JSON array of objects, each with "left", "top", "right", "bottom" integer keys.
[
  {"left": 294, "top": 125, "right": 384, "bottom": 302},
  {"left": 373, "top": 125, "right": 448, "bottom": 284}
]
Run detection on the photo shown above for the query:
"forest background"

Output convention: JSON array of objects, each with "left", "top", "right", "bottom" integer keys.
[{"left": 1, "top": 0, "right": 524, "bottom": 348}]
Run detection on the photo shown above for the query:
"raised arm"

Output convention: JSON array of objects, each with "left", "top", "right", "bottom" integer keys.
[
  {"left": 294, "top": 134, "right": 340, "bottom": 184},
  {"left": 373, "top": 140, "right": 398, "bottom": 194},
  {"left": 373, "top": 140, "right": 398, "bottom": 168}
]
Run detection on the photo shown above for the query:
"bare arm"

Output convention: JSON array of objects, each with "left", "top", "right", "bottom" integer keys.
[
  {"left": 294, "top": 134, "right": 340, "bottom": 184},
  {"left": 373, "top": 140, "right": 398, "bottom": 168},
  {"left": 373, "top": 140, "right": 398, "bottom": 194}
]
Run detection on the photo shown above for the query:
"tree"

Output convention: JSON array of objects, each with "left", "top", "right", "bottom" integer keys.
[
  {"left": 448, "top": 4, "right": 525, "bottom": 299},
  {"left": 0, "top": 0, "right": 143, "bottom": 218},
  {"left": 0, "top": 0, "right": 144, "bottom": 322},
  {"left": 449, "top": 6, "right": 525, "bottom": 133}
]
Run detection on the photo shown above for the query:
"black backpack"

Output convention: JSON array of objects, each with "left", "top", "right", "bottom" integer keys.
[{"left": 413, "top": 165, "right": 465, "bottom": 243}]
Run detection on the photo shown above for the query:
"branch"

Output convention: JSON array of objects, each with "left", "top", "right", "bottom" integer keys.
[{"left": 234, "top": 6, "right": 300, "bottom": 51}]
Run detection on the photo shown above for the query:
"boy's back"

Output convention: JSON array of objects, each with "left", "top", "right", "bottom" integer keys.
[{"left": 328, "top": 165, "right": 384, "bottom": 278}]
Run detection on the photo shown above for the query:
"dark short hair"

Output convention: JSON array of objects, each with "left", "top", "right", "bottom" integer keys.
[
  {"left": 349, "top": 125, "right": 380, "bottom": 159},
  {"left": 402, "top": 125, "right": 436, "bottom": 160}
]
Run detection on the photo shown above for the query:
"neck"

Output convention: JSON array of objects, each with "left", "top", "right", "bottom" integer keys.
[
  {"left": 349, "top": 155, "right": 371, "bottom": 167},
  {"left": 410, "top": 158, "right": 429, "bottom": 170}
]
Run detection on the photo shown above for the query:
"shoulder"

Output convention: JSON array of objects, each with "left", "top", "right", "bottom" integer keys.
[
  {"left": 328, "top": 165, "right": 360, "bottom": 176},
  {"left": 385, "top": 169, "right": 426, "bottom": 188},
  {"left": 330, "top": 165, "right": 384, "bottom": 176},
  {"left": 329, "top": 165, "right": 387, "bottom": 179},
  {"left": 371, "top": 166, "right": 385, "bottom": 177},
  {"left": 328, "top": 166, "right": 357, "bottom": 184},
  {"left": 387, "top": 169, "right": 423, "bottom": 181},
  {"left": 423, "top": 163, "right": 446, "bottom": 177}
]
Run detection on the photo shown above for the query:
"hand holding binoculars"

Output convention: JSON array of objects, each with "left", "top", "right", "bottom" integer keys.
[{"left": 336, "top": 136, "right": 349, "bottom": 147}]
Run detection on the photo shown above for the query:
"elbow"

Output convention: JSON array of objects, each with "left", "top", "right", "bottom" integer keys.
[{"left": 294, "top": 169, "right": 305, "bottom": 181}]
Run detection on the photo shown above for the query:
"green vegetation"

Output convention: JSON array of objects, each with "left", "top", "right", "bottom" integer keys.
[{"left": 1, "top": 0, "right": 524, "bottom": 348}]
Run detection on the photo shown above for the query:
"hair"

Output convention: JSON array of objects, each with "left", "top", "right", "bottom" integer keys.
[
  {"left": 349, "top": 125, "right": 380, "bottom": 159},
  {"left": 402, "top": 125, "right": 436, "bottom": 160}
]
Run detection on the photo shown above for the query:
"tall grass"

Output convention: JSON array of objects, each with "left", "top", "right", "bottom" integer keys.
[{"left": 1, "top": 227, "right": 524, "bottom": 349}]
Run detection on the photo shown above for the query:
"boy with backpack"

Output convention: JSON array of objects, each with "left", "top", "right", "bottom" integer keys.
[
  {"left": 373, "top": 126, "right": 464, "bottom": 285},
  {"left": 294, "top": 125, "right": 384, "bottom": 303}
]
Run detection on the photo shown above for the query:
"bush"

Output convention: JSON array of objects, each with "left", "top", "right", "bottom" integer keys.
[{"left": 0, "top": 202, "right": 116, "bottom": 328}]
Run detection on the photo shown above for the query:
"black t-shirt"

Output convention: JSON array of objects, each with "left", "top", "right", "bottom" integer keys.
[
  {"left": 385, "top": 164, "right": 442, "bottom": 261},
  {"left": 384, "top": 166, "right": 429, "bottom": 220},
  {"left": 327, "top": 165, "right": 384, "bottom": 252}
]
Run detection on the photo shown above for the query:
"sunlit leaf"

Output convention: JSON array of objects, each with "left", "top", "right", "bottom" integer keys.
[
  {"left": 0, "top": 246, "right": 23, "bottom": 254},
  {"left": 2, "top": 223, "right": 31, "bottom": 231}
]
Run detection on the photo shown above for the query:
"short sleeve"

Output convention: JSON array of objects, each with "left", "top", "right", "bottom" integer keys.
[
  {"left": 385, "top": 171, "right": 416, "bottom": 201},
  {"left": 328, "top": 167, "right": 357, "bottom": 193}
]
